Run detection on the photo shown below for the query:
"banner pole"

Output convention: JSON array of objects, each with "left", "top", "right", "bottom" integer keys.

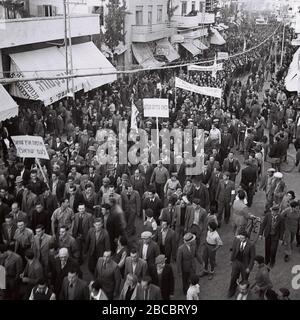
[
  {"left": 156, "top": 117, "right": 159, "bottom": 155},
  {"left": 35, "top": 158, "right": 50, "bottom": 189}
]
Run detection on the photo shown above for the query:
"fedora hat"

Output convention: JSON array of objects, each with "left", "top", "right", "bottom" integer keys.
[{"left": 183, "top": 232, "right": 196, "bottom": 243}]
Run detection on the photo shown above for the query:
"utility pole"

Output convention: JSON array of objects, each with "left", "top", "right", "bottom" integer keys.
[{"left": 280, "top": 21, "right": 286, "bottom": 67}]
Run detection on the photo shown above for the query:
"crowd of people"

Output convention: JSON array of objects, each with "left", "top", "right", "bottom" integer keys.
[{"left": 0, "top": 18, "right": 299, "bottom": 301}]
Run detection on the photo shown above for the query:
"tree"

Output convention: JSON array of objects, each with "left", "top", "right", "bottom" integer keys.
[
  {"left": 167, "top": 0, "right": 179, "bottom": 22},
  {"left": 104, "top": 0, "right": 127, "bottom": 52}
]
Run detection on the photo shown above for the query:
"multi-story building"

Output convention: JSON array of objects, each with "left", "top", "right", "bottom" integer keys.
[
  {"left": 123, "top": 0, "right": 179, "bottom": 69},
  {"left": 171, "top": 0, "right": 224, "bottom": 57},
  {"left": 0, "top": 0, "right": 116, "bottom": 117}
]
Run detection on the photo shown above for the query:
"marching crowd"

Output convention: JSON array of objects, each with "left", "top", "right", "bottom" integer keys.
[{"left": 0, "top": 20, "right": 300, "bottom": 301}]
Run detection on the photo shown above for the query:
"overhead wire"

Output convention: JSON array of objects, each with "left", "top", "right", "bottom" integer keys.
[{"left": 0, "top": 23, "right": 282, "bottom": 85}]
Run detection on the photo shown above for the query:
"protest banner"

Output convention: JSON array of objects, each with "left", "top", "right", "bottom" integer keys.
[
  {"left": 187, "top": 63, "right": 223, "bottom": 72},
  {"left": 175, "top": 77, "right": 222, "bottom": 99},
  {"left": 11, "top": 135, "right": 49, "bottom": 160},
  {"left": 143, "top": 98, "right": 169, "bottom": 118},
  {"left": 217, "top": 52, "right": 229, "bottom": 60}
]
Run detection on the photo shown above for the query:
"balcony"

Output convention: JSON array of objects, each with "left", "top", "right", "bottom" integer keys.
[
  {"left": 0, "top": 14, "right": 99, "bottom": 49},
  {"left": 173, "top": 13, "right": 215, "bottom": 29},
  {"left": 131, "top": 22, "right": 177, "bottom": 43}
]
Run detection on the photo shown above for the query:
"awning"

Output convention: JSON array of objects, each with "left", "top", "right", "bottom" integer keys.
[
  {"left": 210, "top": 28, "right": 226, "bottom": 45},
  {"left": 180, "top": 42, "right": 201, "bottom": 56},
  {"left": 132, "top": 43, "right": 165, "bottom": 69},
  {"left": 9, "top": 42, "right": 117, "bottom": 106},
  {"left": 193, "top": 39, "right": 208, "bottom": 50},
  {"left": 0, "top": 84, "right": 18, "bottom": 121},
  {"left": 155, "top": 38, "right": 180, "bottom": 62},
  {"left": 171, "top": 34, "right": 184, "bottom": 43},
  {"left": 285, "top": 47, "right": 300, "bottom": 92},
  {"left": 114, "top": 42, "right": 127, "bottom": 55}
]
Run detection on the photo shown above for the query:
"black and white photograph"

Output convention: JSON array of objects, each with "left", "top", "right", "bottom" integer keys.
[{"left": 0, "top": 0, "right": 300, "bottom": 306}]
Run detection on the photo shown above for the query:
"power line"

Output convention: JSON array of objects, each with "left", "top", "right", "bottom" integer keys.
[{"left": 0, "top": 24, "right": 281, "bottom": 85}]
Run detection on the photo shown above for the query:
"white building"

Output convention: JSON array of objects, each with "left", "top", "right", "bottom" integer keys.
[
  {"left": 122, "top": 0, "right": 179, "bottom": 69},
  {"left": 0, "top": 0, "right": 116, "bottom": 120}
]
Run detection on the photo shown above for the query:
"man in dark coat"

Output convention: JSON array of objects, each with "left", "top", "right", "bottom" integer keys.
[
  {"left": 259, "top": 205, "right": 285, "bottom": 268},
  {"left": 148, "top": 254, "right": 174, "bottom": 300},
  {"left": 240, "top": 160, "right": 258, "bottom": 207},
  {"left": 228, "top": 230, "right": 255, "bottom": 298}
]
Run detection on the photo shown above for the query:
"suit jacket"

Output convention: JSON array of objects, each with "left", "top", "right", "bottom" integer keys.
[
  {"left": 59, "top": 277, "right": 89, "bottom": 300},
  {"left": 0, "top": 251, "right": 23, "bottom": 279},
  {"left": 88, "top": 174, "right": 102, "bottom": 193},
  {"left": 209, "top": 172, "right": 221, "bottom": 203},
  {"left": 148, "top": 264, "right": 174, "bottom": 299},
  {"left": 121, "top": 190, "right": 141, "bottom": 215},
  {"left": 58, "top": 234, "right": 79, "bottom": 260},
  {"left": 85, "top": 227, "right": 111, "bottom": 257},
  {"left": 130, "top": 175, "right": 146, "bottom": 198},
  {"left": 32, "top": 233, "right": 54, "bottom": 268},
  {"left": 23, "top": 258, "right": 44, "bottom": 285},
  {"left": 231, "top": 238, "right": 255, "bottom": 270},
  {"left": 184, "top": 205, "right": 208, "bottom": 234},
  {"left": 188, "top": 184, "right": 210, "bottom": 211},
  {"left": 199, "top": 170, "right": 211, "bottom": 185},
  {"left": 177, "top": 243, "right": 197, "bottom": 274},
  {"left": 137, "top": 164, "right": 153, "bottom": 185},
  {"left": 241, "top": 166, "right": 257, "bottom": 189},
  {"left": 137, "top": 239, "right": 160, "bottom": 267},
  {"left": 72, "top": 212, "right": 94, "bottom": 240},
  {"left": 136, "top": 283, "right": 162, "bottom": 300},
  {"left": 95, "top": 258, "right": 121, "bottom": 298},
  {"left": 51, "top": 257, "right": 80, "bottom": 295},
  {"left": 156, "top": 227, "right": 177, "bottom": 263},
  {"left": 259, "top": 213, "right": 285, "bottom": 240},
  {"left": 21, "top": 190, "right": 37, "bottom": 216},
  {"left": 66, "top": 192, "right": 84, "bottom": 213},
  {"left": 49, "top": 180, "right": 65, "bottom": 203},
  {"left": 124, "top": 257, "right": 148, "bottom": 281},
  {"left": 1, "top": 222, "right": 17, "bottom": 245},
  {"left": 216, "top": 179, "right": 235, "bottom": 204},
  {"left": 39, "top": 194, "right": 59, "bottom": 216},
  {"left": 119, "top": 282, "right": 138, "bottom": 300},
  {"left": 222, "top": 158, "right": 241, "bottom": 175},
  {"left": 142, "top": 197, "right": 162, "bottom": 221},
  {"left": 159, "top": 206, "right": 176, "bottom": 226}
]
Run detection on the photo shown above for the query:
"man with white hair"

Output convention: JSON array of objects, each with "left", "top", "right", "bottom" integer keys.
[{"left": 50, "top": 247, "right": 80, "bottom": 296}]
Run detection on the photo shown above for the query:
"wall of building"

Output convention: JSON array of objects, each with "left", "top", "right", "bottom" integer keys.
[{"left": 173, "top": 0, "right": 206, "bottom": 16}]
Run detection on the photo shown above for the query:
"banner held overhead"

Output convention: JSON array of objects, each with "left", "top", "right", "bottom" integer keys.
[
  {"left": 175, "top": 77, "right": 222, "bottom": 99},
  {"left": 11, "top": 136, "right": 49, "bottom": 160},
  {"left": 143, "top": 98, "right": 169, "bottom": 118}
]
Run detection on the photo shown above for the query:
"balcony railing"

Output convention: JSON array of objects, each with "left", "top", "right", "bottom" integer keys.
[
  {"left": 0, "top": 14, "right": 99, "bottom": 49},
  {"left": 173, "top": 13, "right": 215, "bottom": 28},
  {"left": 131, "top": 21, "right": 177, "bottom": 42}
]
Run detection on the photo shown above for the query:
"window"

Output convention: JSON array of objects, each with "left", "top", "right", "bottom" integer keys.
[
  {"left": 192, "top": 1, "right": 196, "bottom": 11},
  {"left": 157, "top": 5, "right": 163, "bottom": 23},
  {"left": 37, "top": 5, "right": 56, "bottom": 17},
  {"left": 181, "top": 1, "right": 187, "bottom": 16},
  {"left": 93, "top": 6, "right": 104, "bottom": 26},
  {"left": 199, "top": 1, "right": 205, "bottom": 12},
  {"left": 135, "top": 6, "right": 143, "bottom": 25},
  {"left": 148, "top": 5, "right": 152, "bottom": 25}
]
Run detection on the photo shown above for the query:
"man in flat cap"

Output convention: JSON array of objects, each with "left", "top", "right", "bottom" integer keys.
[
  {"left": 138, "top": 231, "right": 159, "bottom": 269},
  {"left": 259, "top": 204, "right": 284, "bottom": 268}
]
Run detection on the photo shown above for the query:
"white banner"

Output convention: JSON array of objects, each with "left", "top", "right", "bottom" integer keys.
[
  {"left": 11, "top": 135, "right": 49, "bottom": 160},
  {"left": 175, "top": 77, "right": 222, "bottom": 99},
  {"left": 217, "top": 52, "right": 229, "bottom": 60},
  {"left": 131, "top": 103, "right": 139, "bottom": 130},
  {"left": 188, "top": 63, "right": 223, "bottom": 72},
  {"left": 143, "top": 98, "right": 169, "bottom": 118}
]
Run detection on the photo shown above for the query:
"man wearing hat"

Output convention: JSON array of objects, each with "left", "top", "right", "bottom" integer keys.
[
  {"left": 259, "top": 204, "right": 284, "bottom": 268},
  {"left": 260, "top": 168, "right": 276, "bottom": 212},
  {"left": 228, "top": 230, "right": 255, "bottom": 298},
  {"left": 138, "top": 231, "right": 160, "bottom": 269},
  {"left": 272, "top": 172, "right": 286, "bottom": 205},
  {"left": 148, "top": 254, "right": 174, "bottom": 300},
  {"left": 240, "top": 160, "right": 257, "bottom": 207},
  {"left": 177, "top": 232, "right": 198, "bottom": 295}
]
